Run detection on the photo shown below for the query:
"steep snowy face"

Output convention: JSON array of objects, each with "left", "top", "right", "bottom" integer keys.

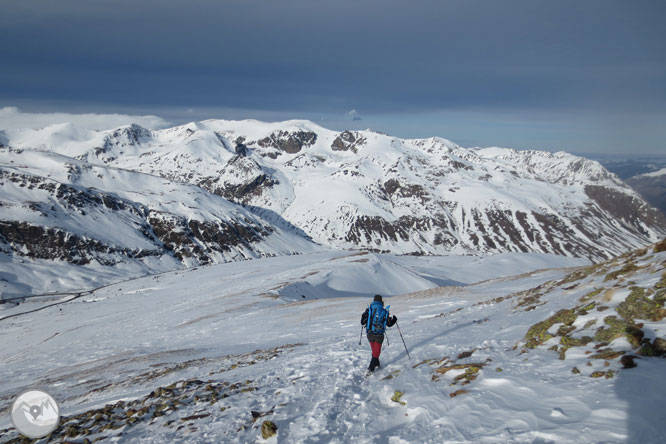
[
  {"left": 3, "top": 119, "right": 666, "bottom": 263},
  {"left": 0, "top": 147, "right": 321, "bottom": 294}
]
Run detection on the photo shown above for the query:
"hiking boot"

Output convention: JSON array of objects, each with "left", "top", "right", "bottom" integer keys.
[{"left": 368, "top": 357, "right": 380, "bottom": 372}]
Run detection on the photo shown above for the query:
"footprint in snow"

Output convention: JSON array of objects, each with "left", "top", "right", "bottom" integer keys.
[{"left": 550, "top": 407, "right": 567, "bottom": 418}]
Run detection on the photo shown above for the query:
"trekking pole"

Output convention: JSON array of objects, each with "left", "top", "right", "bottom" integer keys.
[
  {"left": 396, "top": 321, "right": 411, "bottom": 360},
  {"left": 359, "top": 304, "right": 369, "bottom": 346}
]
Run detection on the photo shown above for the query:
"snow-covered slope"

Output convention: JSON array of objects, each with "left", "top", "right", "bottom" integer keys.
[
  {"left": 1, "top": 241, "right": 664, "bottom": 443},
  {"left": 0, "top": 146, "right": 321, "bottom": 297},
  {"left": 6, "top": 119, "right": 663, "bottom": 262}
]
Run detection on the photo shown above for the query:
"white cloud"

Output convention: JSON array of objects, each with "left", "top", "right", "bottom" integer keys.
[
  {"left": 0, "top": 106, "right": 171, "bottom": 131},
  {"left": 345, "top": 109, "right": 362, "bottom": 121}
]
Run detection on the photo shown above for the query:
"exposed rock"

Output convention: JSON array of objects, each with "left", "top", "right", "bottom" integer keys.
[
  {"left": 560, "top": 335, "right": 593, "bottom": 347},
  {"left": 617, "top": 287, "right": 665, "bottom": 321},
  {"left": 524, "top": 309, "right": 577, "bottom": 349},
  {"left": 0, "top": 220, "right": 158, "bottom": 265},
  {"left": 251, "top": 409, "right": 274, "bottom": 423},
  {"left": 391, "top": 390, "right": 406, "bottom": 405},
  {"left": 257, "top": 130, "right": 317, "bottom": 154},
  {"left": 148, "top": 212, "right": 270, "bottom": 264},
  {"left": 433, "top": 362, "right": 486, "bottom": 387},
  {"left": 382, "top": 179, "right": 428, "bottom": 204},
  {"left": 0, "top": 376, "right": 248, "bottom": 443},
  {"left": 221, "top": 174, "right": 279, "bottom": 204},
  {"left": 590, "top": 348, "right": 625, "bottom": 360},
  {"left": 457, "top": 350, "right": 475, "bottom": 360},
  {"left": 590, "top": 370, "right": 615, "bottom": 379},
  {"left": 235, "top": 142, "right": 248, "bottom": 156},
  {"left": 345, "top": 214, "right": 454, "bottom": 250},
  {"left": 585, "top": 185, "right": 666, "bottom": 231},
  {"left": 605, "top": 262, "right": 639, "bottom": 282},
  {"left": 620, "top": 355, "right": 638, "bottom": 368},
  {"left": 655, "top": 238, "right": 666, "bottom": 253},
  {"left": 449, "top": 389, "right": 468, "bottom": 398},
  {"left": 594, "top": 316, "right": 644, "bottom": 348},
  {"left": 261, "top": 420, "right": 278, "bottom": 439},
  {"left": 106, "top": 123, "right": 152, "bottom": 146},
  {"left": 639, "top": 341, "right": 658, "bottom": 357},
  {"left": 331, "top": 130, "right": 366, "bottom": 153}
]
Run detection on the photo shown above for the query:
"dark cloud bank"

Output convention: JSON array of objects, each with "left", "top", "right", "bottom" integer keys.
[{"left": 1, "top": 0, "right": 665, "bottom": 154}]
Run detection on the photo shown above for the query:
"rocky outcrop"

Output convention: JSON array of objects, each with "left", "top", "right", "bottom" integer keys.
[
  {"left": 331, "top": 131, "right": 366, "bottom": 153},
  {"left": 0, "top": 220, "right": 159, "bottom": 265},
  {"left": 148, "top": 212, "right": 271, "bottom": 264},
  {"left": 344, "top": 215, "right": 455, "bottom": 253},
  {"left": 257, "top": 130, "right": 317, "bottom": 154},
  {"left": 106, "top": 123, "right": 152, "bottom": 146},
  {"left": 197, "top": 156, "right": 279, "bottom": 204},
  {"left": 381, "top": 179, "right": 428, "bottom": 204},
  {"left": 1, "top": 168, "right": 146, "bottom": 217},
  {"left": 519, "top": 242, "right": 666, "bottom": 378},
  {"left": 221, "top": 174, "right": 278, "bottom": 203},
  {"left": 585, "top": 185, "right": 666, "bottom": 231},
  {"left": 0, "top": 159, "right": 297, "bottom": 272}
]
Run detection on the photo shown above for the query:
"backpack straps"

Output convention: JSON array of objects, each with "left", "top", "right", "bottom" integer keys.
[
  {"left": 382, "top": 305, "right": 391, "bottom": 331},
  {"left": 366, "top": 302, "right": 391, "bottom": 334}
]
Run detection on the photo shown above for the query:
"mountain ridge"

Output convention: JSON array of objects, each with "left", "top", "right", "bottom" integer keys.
[
  {"left": 61, "top": 119, "right": 666, "bottom": 259},
  {"left": 2, "top": 118, "right": 666, "bottom": 296}
]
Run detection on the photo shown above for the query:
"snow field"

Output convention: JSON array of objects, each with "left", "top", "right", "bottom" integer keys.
[{"left": 3, "top": 248, "right": 665, "bottom": 442}]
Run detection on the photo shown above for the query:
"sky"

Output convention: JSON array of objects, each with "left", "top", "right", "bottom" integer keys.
[{"left": 1, "top": 0, "right": 665, "bottom": 155}]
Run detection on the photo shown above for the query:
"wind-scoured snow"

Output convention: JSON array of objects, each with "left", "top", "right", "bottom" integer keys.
[{"left": 1, "top": 243, "right": 664, "bottom": 443}]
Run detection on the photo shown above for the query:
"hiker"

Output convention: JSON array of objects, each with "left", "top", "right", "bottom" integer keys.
[{"left": 360, "top": 294, "right": 397, "bottom": 372}]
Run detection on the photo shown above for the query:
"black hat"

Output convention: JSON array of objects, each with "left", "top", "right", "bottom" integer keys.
[{"left": 373, "top": 294, "right": 383, "bottom": 303}]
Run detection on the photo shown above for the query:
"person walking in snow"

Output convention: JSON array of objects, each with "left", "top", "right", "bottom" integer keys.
[{"left": 361, "top": 294, "right": 397, "bottom": 373}]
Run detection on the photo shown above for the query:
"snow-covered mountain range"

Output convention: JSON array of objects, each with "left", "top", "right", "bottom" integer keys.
[{"left": 1, "top": 119, "right": 665, "bottom": 296}]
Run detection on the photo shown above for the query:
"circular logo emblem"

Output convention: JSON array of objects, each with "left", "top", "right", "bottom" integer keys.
[{"left": 11, "top": 390, "right": 60, "bottom": 438}]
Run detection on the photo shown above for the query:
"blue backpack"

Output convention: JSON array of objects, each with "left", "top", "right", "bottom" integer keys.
[{"left": 366, "top": 302, "right": 390, "bottom": 335}]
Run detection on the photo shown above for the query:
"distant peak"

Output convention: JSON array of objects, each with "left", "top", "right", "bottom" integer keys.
[{"left": 107, "top": 123, "right": 152, "bottom": 144}]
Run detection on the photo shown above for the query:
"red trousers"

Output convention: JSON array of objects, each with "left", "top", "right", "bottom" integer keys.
[{"left": 370, "top": 340, "right": 382, "bottom": 358}]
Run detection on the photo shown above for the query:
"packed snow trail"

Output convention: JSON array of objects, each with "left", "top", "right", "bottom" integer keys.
[{"left": 2, "top": 248, "right": 666, "bottom": 443}]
